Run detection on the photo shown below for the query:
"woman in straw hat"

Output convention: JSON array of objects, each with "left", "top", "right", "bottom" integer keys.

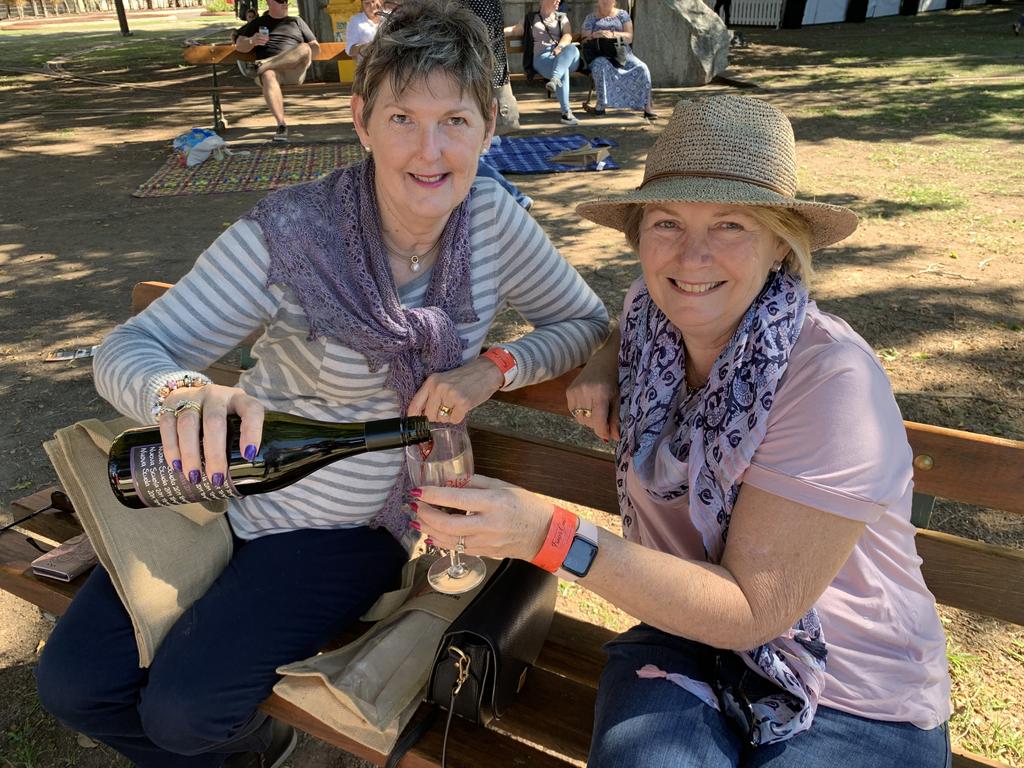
[{"left": 412, "top": 95, "right": 952, "bottom": 765}]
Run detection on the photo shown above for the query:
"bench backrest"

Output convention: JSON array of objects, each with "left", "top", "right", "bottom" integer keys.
[
  {"left": 132, "top": 281, "right": 1024, "bottom": 629},
  {"left": 183, "top": 41, "right": 350, "bottom": 66}
]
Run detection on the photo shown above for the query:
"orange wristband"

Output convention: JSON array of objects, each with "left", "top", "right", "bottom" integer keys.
[
  {"left": 481, "top": 347, "right": 516, "bottom": 376},
  {"left": 531, "top": 506, "right": 577, "bottom": 573}
]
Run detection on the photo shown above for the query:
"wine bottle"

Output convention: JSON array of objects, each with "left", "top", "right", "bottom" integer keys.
[{"left": 107, "top": 412, "right": 431, "bottom": 509}]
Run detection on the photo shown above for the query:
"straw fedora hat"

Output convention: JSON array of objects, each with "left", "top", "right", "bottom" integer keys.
[{"left": 576, "top": 95, "right": 859, "bottom": 252}]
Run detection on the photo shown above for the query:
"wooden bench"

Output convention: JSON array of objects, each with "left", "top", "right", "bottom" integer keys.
[
  {"left": 182, "top": 42, "right": 351, "bottom": 134},
  {"left": 2, "top": 280, "right": 1022, "bottom": 768}
]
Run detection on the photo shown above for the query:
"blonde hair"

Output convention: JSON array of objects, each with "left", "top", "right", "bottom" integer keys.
[{"left": 622, "top": 203, "right": 814, "bottom": 286}]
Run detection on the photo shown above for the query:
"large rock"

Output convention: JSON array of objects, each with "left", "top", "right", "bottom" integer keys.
[{"left": 632, "top": 0, "right": 730, "bottom": 87}]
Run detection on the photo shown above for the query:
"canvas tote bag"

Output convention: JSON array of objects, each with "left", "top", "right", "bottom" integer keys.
[{"left": 44, "top": 418, "right": 233, "bottom": 667}]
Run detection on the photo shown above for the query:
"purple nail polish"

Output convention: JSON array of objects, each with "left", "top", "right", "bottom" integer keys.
[
  {"left": 172, "top": 459, "right": 183, "bottom": 473},
  {"left": 188, "top": 469, "right": 201, "bottom": 485},
  {"left": 244, "top": 444, "right": 257, "bottom": 461},
  {"left": 212, "top": 472, "right": 225, "bottom": 487}
]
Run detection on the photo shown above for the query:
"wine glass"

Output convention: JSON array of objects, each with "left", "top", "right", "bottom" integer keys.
[{"left": 405, "top": 423, "right": 487, "bottom": 594}]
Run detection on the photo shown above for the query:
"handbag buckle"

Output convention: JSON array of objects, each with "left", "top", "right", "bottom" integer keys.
[{"left": 448, "top": 645, "right": 470, "bottom": 696}]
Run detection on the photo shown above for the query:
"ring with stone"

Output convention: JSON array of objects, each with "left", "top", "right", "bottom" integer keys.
[
  {"left": 570, "top": 407, "right": 593, "bottom": 419},
  {"left": 456, "top": 535, "right": 466, "bottom": 554},
  {"left": 437, "top": 404, "right": 453, "bottom": 419},
  {"left": 155, "top": 405, "right": 177, "bottom": 419},
  {"left": 174, "top": 400, "right": 203, "bottom": 418}
]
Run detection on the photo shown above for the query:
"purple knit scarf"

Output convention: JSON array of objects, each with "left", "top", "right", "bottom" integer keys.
[{"left": 246, "top": 158, "right": 478, "bottom": 540}]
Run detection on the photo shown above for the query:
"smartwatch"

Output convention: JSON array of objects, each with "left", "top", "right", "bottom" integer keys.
[{"left": 556, "top": 518, "right": 599, "bottom": 582}]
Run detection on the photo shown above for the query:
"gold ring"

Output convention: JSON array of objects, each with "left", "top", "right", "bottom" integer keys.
[
  {"left": 456, "top": 535, "right": 466, "bottom": 553},
  {"left": 174, "top": 400, "right": 203, "bottom": 418},
  {"left": 437, "top": 404, "right": 453, "bottom": 418},
  {"left": 570, "top": 407, "right": 593, "bottom": 419}
]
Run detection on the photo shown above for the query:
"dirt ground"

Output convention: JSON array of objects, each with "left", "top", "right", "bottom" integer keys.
[{"left": 1, "top": 4, "right": 1022, "bottom": 767}]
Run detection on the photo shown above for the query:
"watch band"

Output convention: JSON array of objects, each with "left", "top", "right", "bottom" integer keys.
[{"left": 556, "top": 518, "right": 599, "bottom": 582}]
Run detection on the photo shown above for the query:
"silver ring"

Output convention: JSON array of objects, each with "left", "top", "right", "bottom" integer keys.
[
  {"left": 174, "top": 400, "right": 203, "bottom": 418},
  {"left": 570, "top": 407, "right": 593, "bottom": 419},
  {"left": 437, "top": 404, "right": 453, "bottom": 419},
  {"left": 456, "top": 535, "right": 466, "bottom": 554},
  {"left": 155, "top": 405, "right": 177, "bottom": 419}
]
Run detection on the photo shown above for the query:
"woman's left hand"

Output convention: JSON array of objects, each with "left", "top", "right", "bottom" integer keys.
[
  {"left": 413, "top": 475, "right": 552, "bottom": 561},
  {"left": 407, "top": 357, "right": 503, "bottom": 424}
]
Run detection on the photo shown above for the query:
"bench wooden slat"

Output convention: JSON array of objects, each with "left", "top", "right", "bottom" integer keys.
[
  {"left": 917, "top": 528, "right": 1024, "bottom": 625},
  {"left": 470, "top": 424, "right": 619, "bottom": 515},
  {"left": 183, "top": 41, "right": 350, "bottom": 66},
  {"left": 539, "top": 612, "right": 614, "bottom": 689},
  {"left": 905, "top": 422, "right": 1024, "bottom": 515},
  {"left": 260, "top": 696, "right": 578, "bottom": 768}
]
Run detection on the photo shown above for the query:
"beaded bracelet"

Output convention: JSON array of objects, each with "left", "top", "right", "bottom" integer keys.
[{"left": 151, "top": 373, "right": 210, "bottom": 420}]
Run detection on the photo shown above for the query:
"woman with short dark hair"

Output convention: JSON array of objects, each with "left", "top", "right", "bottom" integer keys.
[{"left": 34, "top": 2, "right": 608, "bottom": 766}]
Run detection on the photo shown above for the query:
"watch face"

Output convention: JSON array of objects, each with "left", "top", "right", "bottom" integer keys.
[{"left": 562, "top": 537, "right": 599, "bottom": 576}]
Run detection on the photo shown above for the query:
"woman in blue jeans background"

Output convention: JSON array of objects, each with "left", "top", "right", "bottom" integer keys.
[{"left": 506, "top": 0, "right": 582, "bottom": 125}]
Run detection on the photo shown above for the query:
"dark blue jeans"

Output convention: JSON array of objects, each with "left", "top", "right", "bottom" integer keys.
[
  {"left": 589, "top": 625, "right": 951, "bottom": 768},
  {"left": 36, "top": 525, "right": 406, "bottom": 768}
]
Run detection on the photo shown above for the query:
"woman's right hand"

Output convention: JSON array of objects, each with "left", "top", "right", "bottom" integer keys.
[
  {"left": 159, "top": 383, "right": 265, "bottom": 487},
  {"left": 567, "top": 326, "right": 621, "bottom": 442}
]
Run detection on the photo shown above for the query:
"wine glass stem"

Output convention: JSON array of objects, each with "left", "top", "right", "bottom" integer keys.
[{"left": 448, "top": 549, "right": 468, "bottom": 578}]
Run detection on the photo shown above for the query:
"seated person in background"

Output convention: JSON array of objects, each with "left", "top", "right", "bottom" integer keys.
[
  {"left": 505, "top": 0, "right": 581, "bottom": 126},
  {"left": 460, "top": 0, "right": 519, "bottom": 133},
  {"left": 413, "top": 95, "right": 952, "bottom": 768},
  {"left": 234, "top": 0, "right": 320, "bottom": 142},
  {"left": 581, "top": 0, "right": 656, "bottom": 119},
  {"left": 230, "top": 6, "right": 259, "bottom": 43},
  {"left": 344, "top": 0, "right": 382, "bottom": 63}
]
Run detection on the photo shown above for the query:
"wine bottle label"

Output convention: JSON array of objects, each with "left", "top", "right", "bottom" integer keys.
[{"left": 129, "top": 444, "right": 240, "bottom": 507}]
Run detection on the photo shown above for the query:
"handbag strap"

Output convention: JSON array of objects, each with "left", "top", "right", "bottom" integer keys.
[{"left": 385, "top": 646, "right": 472, "bottom": 768}]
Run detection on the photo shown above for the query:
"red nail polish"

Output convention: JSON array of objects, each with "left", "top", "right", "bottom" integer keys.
[
  {"left": 409, "top": 501, "right": 419, "bottom": 513},
  {"left": 409, "top": 488, "right": 423, "bottom": 498},
  {"left": 425, "top": 538, "right": 434, "bottom": 547},
  {"left": 409, "top": 520, "right": 422, "bottom": 531}
]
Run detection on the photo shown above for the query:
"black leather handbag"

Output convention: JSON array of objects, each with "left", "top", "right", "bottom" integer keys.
[{"left": 385, "top": 558, "right": 557, "bottom": 767}]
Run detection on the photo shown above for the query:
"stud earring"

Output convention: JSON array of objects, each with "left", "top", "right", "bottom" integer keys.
[{"left": 363, "top": 145, "right": 372, "bottom": 154}]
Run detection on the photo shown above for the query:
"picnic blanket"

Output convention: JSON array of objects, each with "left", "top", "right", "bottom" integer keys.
[
  {"left": 132, "top": 142, "right": 367, "bottom": 198},
  {"left": 484, "top": 135, "right": 619, "bottom": 174}
]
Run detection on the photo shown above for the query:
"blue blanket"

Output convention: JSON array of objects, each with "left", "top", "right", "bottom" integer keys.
[{"left": 484, "top": 135, "right": 619, "bottom": 174}]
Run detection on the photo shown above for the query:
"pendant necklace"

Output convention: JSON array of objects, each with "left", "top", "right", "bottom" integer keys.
[{"left": 384, "top": 234, "right": 443, "bottom": 273}]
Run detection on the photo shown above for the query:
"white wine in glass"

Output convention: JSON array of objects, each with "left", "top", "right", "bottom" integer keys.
[{"left": 406, "top": 423, "right": 487, "bottom": 594}]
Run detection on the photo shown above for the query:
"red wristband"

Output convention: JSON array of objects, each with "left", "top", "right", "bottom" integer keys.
[
  {"left": 531, "top": 506, "right": 577, "bottom": 573},
  {"left": 481, "top": 347, "right": 516, "bottom": 377}
]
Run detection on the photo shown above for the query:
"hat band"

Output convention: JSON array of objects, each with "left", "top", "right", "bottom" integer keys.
[{"left": 639, "top": 170, "right": 791, "bottom": 198}]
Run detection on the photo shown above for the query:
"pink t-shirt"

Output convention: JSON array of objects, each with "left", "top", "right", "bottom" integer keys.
[{"left": 624, "top": 291, "right": 951, "bottom": 730}]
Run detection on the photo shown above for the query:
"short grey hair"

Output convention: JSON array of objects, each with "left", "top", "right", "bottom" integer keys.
[
  {"left": 352, "top": 0, "right": 495, "bottom": 127},
  {"left": 622, "top": 203, "right": 815, "bottom": 285}
]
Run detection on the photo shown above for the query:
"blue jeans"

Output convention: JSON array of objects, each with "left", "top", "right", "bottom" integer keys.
[
  {"left": 36, "top": 526, "right": 406, "bottom": 768},
  {"left": 477, "top": 156, "right": 530, "bottom": 209},
  {"left": 589, "top": 625, "right": 951, "bottom": 768},
  {"left": 532, "top": 44, "right": 581, "bottom": 114}
]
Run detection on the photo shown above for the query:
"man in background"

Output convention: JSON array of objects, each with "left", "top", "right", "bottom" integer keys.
[{"left": 234, "top": 0, "right": 320, "bottom": 142}]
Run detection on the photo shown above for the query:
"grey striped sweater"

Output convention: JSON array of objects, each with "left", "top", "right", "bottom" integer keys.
[{"left": 94, "top": 179, "right": 609, "bottom": 539}]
